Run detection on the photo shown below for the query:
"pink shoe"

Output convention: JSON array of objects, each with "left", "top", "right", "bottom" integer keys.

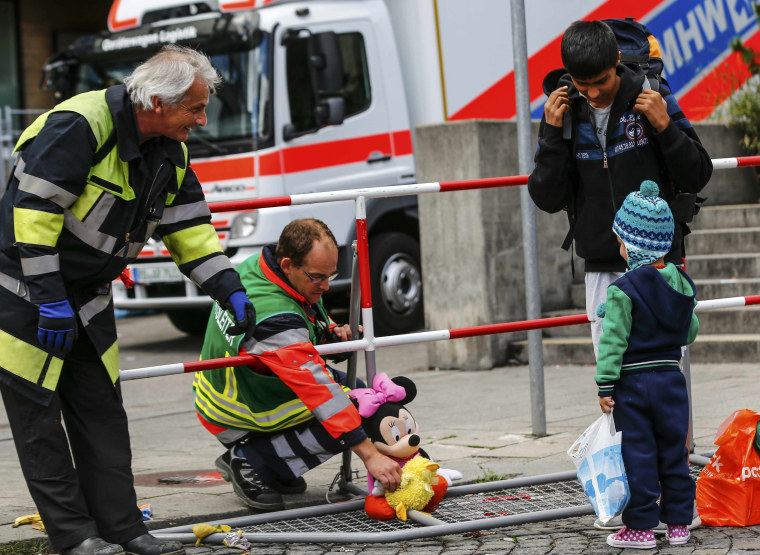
[
  {"left": 666, "top": 524, "right": 690, "bottom": 545},
  {"left": 606, "top": 526, "right": 656, "bottom": 549}
]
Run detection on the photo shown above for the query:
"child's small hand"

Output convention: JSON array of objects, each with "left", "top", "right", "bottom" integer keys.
[{"left": 599, "top": 396, "right": 615, "bottom": 413}]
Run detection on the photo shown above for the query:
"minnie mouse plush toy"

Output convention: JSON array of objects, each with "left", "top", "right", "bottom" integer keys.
[{"left": 349, "top": 373, "right": 462, "bottom": 521}]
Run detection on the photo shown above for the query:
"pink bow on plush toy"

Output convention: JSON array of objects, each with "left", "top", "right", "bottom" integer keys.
[{"left": 349, "top": 373, "right": 407, "bottom": 417}]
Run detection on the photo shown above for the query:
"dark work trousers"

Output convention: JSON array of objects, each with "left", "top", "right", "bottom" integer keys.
[
  {"left": 234, "top": 369, "right": 365, "bottom": 484},
  {"left": 612, "top": 367, "right": 695, "bottom": 530},
  {"left": 0, "top": 331, "right": 146, "bottom": 551}
]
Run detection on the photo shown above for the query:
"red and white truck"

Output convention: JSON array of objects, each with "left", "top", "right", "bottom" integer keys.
[{"left": 41, "top": 0, "right": 756, "bottom": 334}]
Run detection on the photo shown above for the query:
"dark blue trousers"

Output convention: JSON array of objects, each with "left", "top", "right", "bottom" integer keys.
[
  {"left": 612, "top": 367, "right": 695, "bottom": 530},
  {"left": 235, "top": 369, "right": 365, "bottom": 483}
]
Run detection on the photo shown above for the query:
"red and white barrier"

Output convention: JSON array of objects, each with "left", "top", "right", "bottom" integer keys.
[
  {"left": 208, "top": 155, "right": 760, "bottom": 214},
  {"left": 119, "top": 294, "right": 760, "bottom": 381},
  {"left": 711, "top": 156, "right": 760, "bottom": 170},
  {"left": 208, "top": 175, "right": 530, "bottom": 213},
  {"left": 121, "top": 156, "right": 760, "bottom": 381}
]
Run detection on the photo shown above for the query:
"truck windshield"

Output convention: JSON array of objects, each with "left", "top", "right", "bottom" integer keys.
[{"left": 68, "top": 32, "right": 271, "bottom": 155}]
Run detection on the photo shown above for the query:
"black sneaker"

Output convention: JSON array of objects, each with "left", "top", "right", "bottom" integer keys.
[
  {"left": 214, "top": 447, "right": 285, "bottom": 510},
  {"left": 215, "top": 448, "right": 307, "bottom": 494}
]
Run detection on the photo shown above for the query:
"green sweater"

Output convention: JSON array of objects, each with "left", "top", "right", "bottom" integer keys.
[{"left": 596, "top": 263, "right": 698, "bottom": 397}]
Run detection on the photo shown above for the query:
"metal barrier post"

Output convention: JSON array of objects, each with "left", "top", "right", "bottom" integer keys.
[
  {"left": 354, "top": 196, "right": 377, "bottom": 381},
  {"left": 511, "top": 0, "right": 546, "bottom": 436},
  {"left": 337, "top": 241, "right": 364, "bottom": 496}
]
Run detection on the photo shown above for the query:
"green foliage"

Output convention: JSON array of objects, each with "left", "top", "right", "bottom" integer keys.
[
  {"left": 475, "top": 468, "right": 511, "bottom": 483},
  {"left": 0, "top": 540, "right": 51, "bottom": 555},
  {"left": 725, "top": 81, "right": 760, "bottom": 155}
]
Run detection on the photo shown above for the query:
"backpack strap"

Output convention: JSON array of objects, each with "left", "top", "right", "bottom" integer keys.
[
  {"left": 560, "top": 101, "right": 583, "bottom": 278},
  {"left": 92, "top": 129, "right": 117, "bottom": 166},
  {"left": 642, "top": 75, "right": 660, "bottom": 93}
]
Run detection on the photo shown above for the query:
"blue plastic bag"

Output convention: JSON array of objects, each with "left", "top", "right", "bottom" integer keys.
[{"left": 567, "top": 412, "right": 630, "bottom": 524}]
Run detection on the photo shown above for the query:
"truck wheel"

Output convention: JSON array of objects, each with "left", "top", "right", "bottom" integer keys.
[
  {"left": 166, "top": 307, "right": 212, "bottom": 336},
  {"left": 369, "top": 232, "right": 424, "bottom": 335}
]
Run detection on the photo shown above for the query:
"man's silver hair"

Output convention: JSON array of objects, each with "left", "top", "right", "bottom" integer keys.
[{"left": 124, "top": 44, "right": 221, "bottom": 110}]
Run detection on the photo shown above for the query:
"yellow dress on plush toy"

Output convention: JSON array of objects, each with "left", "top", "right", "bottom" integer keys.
[{"left": 385, "top": 457, "right": 441, "bottom": 521}]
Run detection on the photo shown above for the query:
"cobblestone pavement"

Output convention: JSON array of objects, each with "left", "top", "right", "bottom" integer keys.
[{"left": 185, "top": 517, "right": 760, "bottom": 554}]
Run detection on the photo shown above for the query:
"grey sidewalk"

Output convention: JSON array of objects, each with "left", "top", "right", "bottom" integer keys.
[{"left": 2, "top": 312, "right": 760, "bottom": 553}]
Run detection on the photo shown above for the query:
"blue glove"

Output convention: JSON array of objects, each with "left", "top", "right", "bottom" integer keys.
[
  {"left": 225, "top": 290, "right": 255, "bottom": 342},
  {"left": 38, "top": 300, "right": 77, "bottom": 353}
]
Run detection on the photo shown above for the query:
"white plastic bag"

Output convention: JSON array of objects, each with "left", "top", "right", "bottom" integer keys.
[{"left": 567, "top": 412, "right": 630, "bottom": 524}]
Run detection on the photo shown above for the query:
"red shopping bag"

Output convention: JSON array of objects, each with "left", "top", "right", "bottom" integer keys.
[{"left": 696, "top": 409, "right": 760, "bottom": 526}]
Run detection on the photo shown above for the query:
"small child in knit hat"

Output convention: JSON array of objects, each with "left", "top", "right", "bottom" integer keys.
[
  {"left": 594, "top": 180, "right": 700, "bottom": 550},
  {"left": 612, "top": 180, "right": 674, "bottom": 271}
]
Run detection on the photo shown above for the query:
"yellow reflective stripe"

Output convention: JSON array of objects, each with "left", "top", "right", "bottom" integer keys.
[
  {"left": 101, "top": 341, "right": 120, "bottom": 383},
  {"left": 162, "top": 224, "right": 222, "bottom": 265},
  {"left": 40, "top": 358, "right": 64, "bottom": 390},
  {"left": 13, "top": 207, "right": 63, "bottom": 247},
  {"left": 194, "top": 371, "right": 313, "bottom": 431},
  {"left": 69, "top": 184, "right": 104, "bottom": 221},
  {"left": 167, "top": 143, "right": 188, "bottom": 205},
  {"left": 0, "top": 328, "right": 63, "bottom": 389},
  {"left": 196, "top": 371, "right": 261, "bottom": 419}
]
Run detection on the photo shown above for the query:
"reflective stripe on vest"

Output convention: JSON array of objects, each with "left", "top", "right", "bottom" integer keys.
[
  {"left": 0, "top": 327, "right": 64, "bottom": 391},
  {"left": 14, "top": 89, "right": 189, "bottom": 254},
  {"left": 193, "top": 370, "right": 315, "bottom": 433}
]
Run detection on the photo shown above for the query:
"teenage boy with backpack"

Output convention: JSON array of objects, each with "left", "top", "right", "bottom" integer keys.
[{"left": 528, "top": 20, "right": 712, "bottom": 359}]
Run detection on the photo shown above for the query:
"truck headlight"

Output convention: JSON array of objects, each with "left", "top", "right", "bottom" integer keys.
[{"left": 230, "top": 211, "right": 258, "bottom": 239}]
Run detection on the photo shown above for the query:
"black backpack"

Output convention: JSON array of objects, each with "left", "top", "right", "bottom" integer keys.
[{"left": 602, "top": 18, "right": 668, "bottom": 93}]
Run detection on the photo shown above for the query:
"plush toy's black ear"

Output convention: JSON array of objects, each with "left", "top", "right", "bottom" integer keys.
[{"left": 391, "top": 376, "right": 417, "bottom": 404}]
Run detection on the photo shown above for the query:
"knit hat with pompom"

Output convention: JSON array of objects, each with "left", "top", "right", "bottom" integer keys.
[{"left": 612, "top": 180, "right": 674, "bottom": 270}]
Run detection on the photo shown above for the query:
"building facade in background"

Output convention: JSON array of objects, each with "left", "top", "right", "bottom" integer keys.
[{"left": 2, "top": 0, "right": 109, "bottom": 117}]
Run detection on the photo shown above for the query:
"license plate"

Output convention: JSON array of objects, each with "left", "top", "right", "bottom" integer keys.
[{"left": 132, "top": 264, "right": 183, "bottom": 284}]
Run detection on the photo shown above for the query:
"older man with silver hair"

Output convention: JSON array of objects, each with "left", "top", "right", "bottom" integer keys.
[{"left": 0, "top": 45, "right": 255, "bottom": 555}]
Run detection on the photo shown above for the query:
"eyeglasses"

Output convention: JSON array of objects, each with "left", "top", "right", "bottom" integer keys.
[{"left": 299, "top": 267, "right": 339, "bottom": 284}]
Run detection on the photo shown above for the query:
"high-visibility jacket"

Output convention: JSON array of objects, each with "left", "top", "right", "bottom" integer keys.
[
  {"left": 194, "top": 248, "right": 363, "bottom": 442},
  {"left": 0, "top": 84, "right": 243, "bottom": 402}
]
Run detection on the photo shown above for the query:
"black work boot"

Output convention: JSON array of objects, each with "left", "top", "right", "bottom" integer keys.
[
  {"left": 214, "top": 447, "right": 284, "bottom": 510},
  {"left": 61, "top": 537, "right": 125, "bottom": 555},
  {"left": 216, "top": 448, "right": 307, "bottom": 494},
  {"left": 122, "top": 533, "right": 184, "bottom": 555}
]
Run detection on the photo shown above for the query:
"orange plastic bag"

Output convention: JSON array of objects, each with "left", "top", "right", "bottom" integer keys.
[{"left": 696, "top": 409, "right": 760, "bottom": 526}]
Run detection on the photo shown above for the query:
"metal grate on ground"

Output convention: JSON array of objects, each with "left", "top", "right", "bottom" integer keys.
[{"left": 153, "top": 461, "right": 709, "bottom": 544}]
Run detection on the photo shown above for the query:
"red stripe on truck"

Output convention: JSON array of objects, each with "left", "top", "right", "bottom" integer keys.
[
  {"left": 108, "top": 0, "right": 137, "bottom": 31},
  {"left": 191, "top": 131, "right": 410, "bottom": 182},
  {"left": 391, "top": 130, "right": 413, "bottom": 155},
  {"left": 282, "top": 132, "right": 392, "bottom": 173},
  {"left": 449, "top": 0, "right": 663, "bottom": 121}
]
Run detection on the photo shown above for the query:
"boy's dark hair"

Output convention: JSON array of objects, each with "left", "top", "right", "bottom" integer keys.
[
  {"left": 561, "top": 20, "right": 619, "bottom": 80},
  {"left": 275, "top": 218, "right": 337, "bottom": 267}
]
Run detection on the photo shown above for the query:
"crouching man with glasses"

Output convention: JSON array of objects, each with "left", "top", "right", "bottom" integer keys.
[{"left": 194, "top": 218, "right": 402, "bottom": 510}]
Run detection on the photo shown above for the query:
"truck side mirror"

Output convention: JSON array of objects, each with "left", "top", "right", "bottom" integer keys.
[
  {"left": 315, "top": 97, "right": 345, "bottom": 126},
  {"left": 307, "top": 31, "right": 344, "bottom": 96},
  {"left": 282, "top": 123, "right": 297, "bottom": 142}
]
